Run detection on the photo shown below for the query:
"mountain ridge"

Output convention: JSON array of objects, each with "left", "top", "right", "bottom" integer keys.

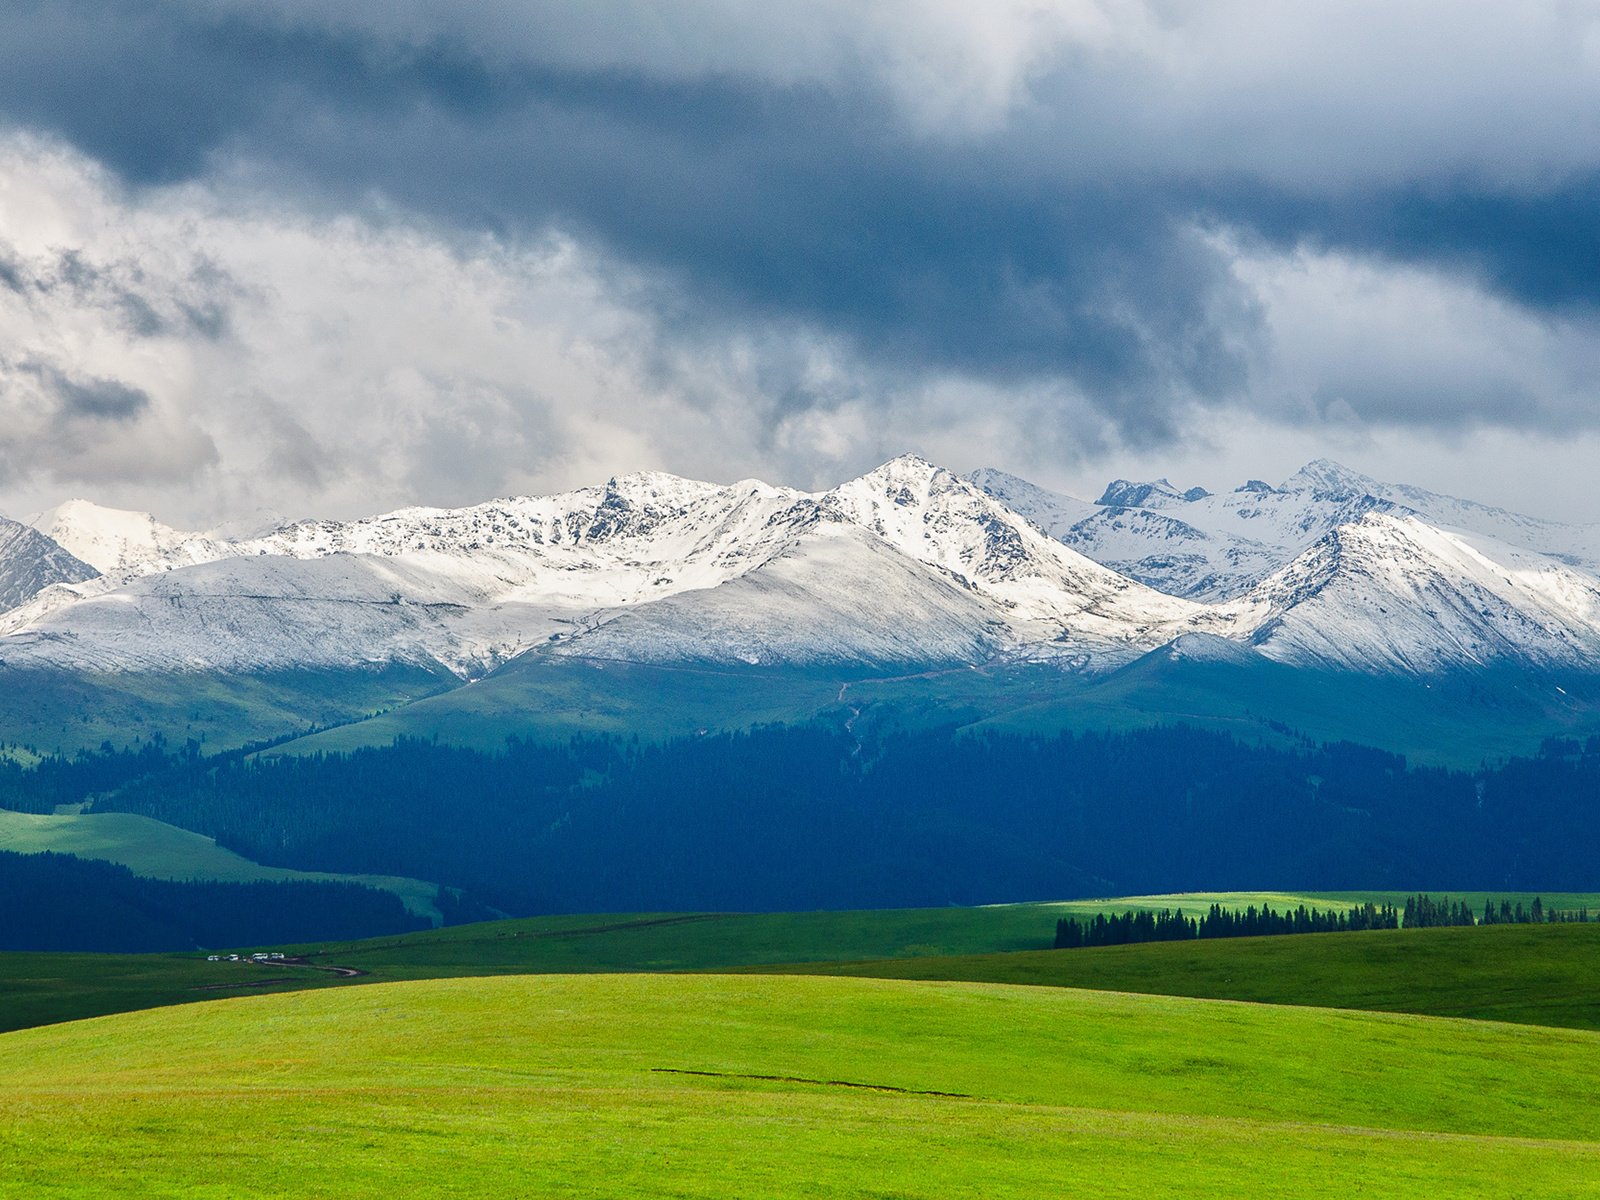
[{"left": 8, "top": 455, "right": 1600, "bottom": 684}]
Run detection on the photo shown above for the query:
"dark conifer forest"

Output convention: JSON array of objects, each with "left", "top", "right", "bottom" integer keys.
[
  {"left": 5, "top": 724, "right": 1598, "bottom": 917},
  {"left": 0, "top": 850, "right": 427, "bottom": 951}
]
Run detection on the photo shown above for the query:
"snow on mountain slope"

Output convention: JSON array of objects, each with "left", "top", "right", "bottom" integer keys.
[
  {"left": 969, "top": 467, "right": 1383, "bottom": 600},
  {"left": 0, "top": 519, "right": 98, "bottom": 614},
  {"left": 1096, "top": 478, "right": 1210, "bottom": 507},
  {"left": 1282, "top": 459, "right": 1600, "bottom": 576},
  {"left": 547, "top": 517, "right": 1005, "bottom": 667},
  {"left": 0, "top": 553, "right": 580, "bottom": 676},
  {"left": 825, "top": 457, "right": 1203, "bottom": 652},
  {"left": 3, "top": 474, "right": 817, "bottom": 675},
  {"left": 0, "top": 458, "right": 1210, "bottom": 676},
  {"left": 31, "top": 500, "right": 227, "bottom": 578},
  {"left": 12, "top": 455, "right": 1600, "bottom": 682},
  {"left": 235, "top": 471, "right": 816, "bottom": 610},
  {"left": 1231, "top": 512, "right": 1600, "bottom": 673},
  {"left": 963, "top": 469, "right": 1099, "bottom": 538}
]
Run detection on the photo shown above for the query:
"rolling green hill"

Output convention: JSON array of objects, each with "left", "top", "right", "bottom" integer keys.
[
  {"left": 6, "top": 893, "right": 1600, "bottom": 1035},
  {"left": 769, "top": 922, "right": 1600, "bottom": 1031},
  {"left": 3, "top": 973, "right": 1598, "bottom": 1197},
  {"left": 266, "top": 656, "right": 856, "bottom": 755}
]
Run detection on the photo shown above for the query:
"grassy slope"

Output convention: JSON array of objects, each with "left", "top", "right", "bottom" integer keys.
[
  {"left": 974, "top": 654, "right": 1600, "bottom": 768},
  {"left": 0, "top": 664, "right": 455, "bottom": 755},
  {"left": 0, "top": 808, "right": 442, "bottom": 920},
  {"left": 2, "top": 973, "right": 1598, "bottom": 1197},
  {"left": 259, "top": 652, "right": 1600, "bottom": 767},
  {"left": 0, "top": 893, "right": 1363, "bottom": 1033},
  {"left": 267, "top": 656, "right": 856, "bottom": 754},
  {"left": 771, "top": 923, "right": 1600, "bottom": 1031},
  {"left": 6, "top": 892, "right": 1600, "bottom": 1035}
]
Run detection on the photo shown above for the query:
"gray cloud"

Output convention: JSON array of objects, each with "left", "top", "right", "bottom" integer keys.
[
  {"left": 1, "top": 3, "right": 1599, "bottom": 522},
  {"left": 1, "top": 3, "right": 1594, "bottom": 425},
  {"left": 34, "top": 365, "right": 152, "bottom": 422}
]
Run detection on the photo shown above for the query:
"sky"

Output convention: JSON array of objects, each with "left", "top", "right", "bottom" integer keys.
[{"left": 2, "top": 0, "right": 1599, "bottom": 527}]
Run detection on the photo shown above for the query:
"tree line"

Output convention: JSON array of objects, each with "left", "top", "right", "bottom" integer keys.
[
  {"left": 1407, "top": 893, "right": 1593, "bottom": 927},
  {"left": 1054, "top": 894, "right": 1592, "bottom": 950},
  {"left": 1054, "top": 900, "right": 1400, "bottom": 949}
]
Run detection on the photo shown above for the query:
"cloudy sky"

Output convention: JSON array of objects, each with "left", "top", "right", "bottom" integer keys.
[{"left": 2, "top": 1, "right": 1599, "bottom": 526}]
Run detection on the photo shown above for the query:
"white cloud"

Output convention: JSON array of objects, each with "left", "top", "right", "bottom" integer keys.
[
  {"left": 6, "top": 129, "right": 1600, "bottom": 531},
  {"left": 0, "top": 132, "right": 1079, "bottom": 522},
  {"left": 1228, "top": 234, "right": 1600, "bottom": 430}
]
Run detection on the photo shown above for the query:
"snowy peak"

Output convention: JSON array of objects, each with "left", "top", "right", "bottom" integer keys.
[
  {"left": 31, "top": 500, "right": 224, "bottom": 576},
  {"left": 973, "top": 465, "right": 1388, "bottom": 601},
  {"left": 11, "top": 454, "right": 1600, "bottom": 682},
  {"left": 1280, "top": 459, "right": 1381, "bottom": 496},
  {"left": 831, "top": 457, "right": 1166, "bottom": 596},
  {"left": 1278, "top": 460, "right": 1600, "bottom": 576},
  {"left": 1236, "top": 512, "right": 1600, "bottom": 673},
  {"left": 1097, "top": 478, "right": 1186, "bottom": 508}
]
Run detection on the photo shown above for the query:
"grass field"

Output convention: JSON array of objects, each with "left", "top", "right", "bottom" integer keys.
[
  {"left": 0, "top": 891, "right": 1385, "bottom": 1032},
  {"left": 769, "top": 922, "right": 1600, "bottom": 1031},
  {"left": 2, "top": 973, "right": 1598, "bottom": 1197},
  {"left": 7, "top": 893, "right": 1600, "bottom": 1036},
  {"left": 0, "top": 808, "right": 443, "bottom": 920}
]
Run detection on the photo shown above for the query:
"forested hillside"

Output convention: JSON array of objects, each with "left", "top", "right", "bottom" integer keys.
[
  {"left": 3, "top": 726, "right": 1593, "bottom": 915},
  {"left": 0, "top": 850, "right": 428, "bottom": 951}
]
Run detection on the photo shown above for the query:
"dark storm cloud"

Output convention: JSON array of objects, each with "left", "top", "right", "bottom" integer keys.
[
  {"left": 2, "top": 1, "right": 1596, "bottom": 439},
  {"left": 19, "top": 362, "right": 151, "bottom": 422},
  {"left": 0, "top": 1, "right": 1256, "bottom": 432},
  {"left": 1221, "top": 179, "right": 1600, "bottom": 316}
]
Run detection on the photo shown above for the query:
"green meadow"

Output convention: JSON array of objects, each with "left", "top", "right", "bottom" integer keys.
[
  {"left": 5, "top": 893, "right": 1600, "bottom": 1036},
  {"left": 3, "top": 973, "right": 1599, "bottom": 1197},
  {"left": 771, "top": 922, "right": 1600, "bottom": 1031}
]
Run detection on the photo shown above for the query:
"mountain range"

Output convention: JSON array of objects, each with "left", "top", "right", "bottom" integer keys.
[{"left": 5, "top": 455, "right": 1600, "bottom": 683}]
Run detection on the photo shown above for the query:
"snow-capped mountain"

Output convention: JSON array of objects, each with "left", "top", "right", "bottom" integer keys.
[
  {"left": 1228, "top": 513, "right": 1600, "bottom": 673},
  {"left": 31, "top": 500, "right": 227, "bottom": 578},
  {"left": 7, "top": 454, "right": 1600, "bottom": 680},
  {"left": 0, "top": 518, "right": 98, "bottom": 614},
  {"left": 969, "top": 466, "right": 1392, "bottom": 600},
  {"left": 1280, "top": 459, "right": 1600, "bottom": 576},
  {"left": 2, "top": 458, "right": 1205, "bottom": 675}
]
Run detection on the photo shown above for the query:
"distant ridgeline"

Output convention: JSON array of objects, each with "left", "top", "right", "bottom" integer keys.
[
  {"left": 1054, "top": 895, "right": 1591, "bottom": 950},
  {"left": 3, "top": 725, "right": 1600, "bottom": 915}
]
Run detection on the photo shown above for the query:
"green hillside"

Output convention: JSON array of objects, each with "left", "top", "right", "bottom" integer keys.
[
  {"left": 0, "top": 891, "right": 1377, "bottom": 1031},
  {"left": 6, "top": 650, "right": 1595, "bottom": 769},
  {"left": 3, "top": 974, "right": 1598, "bottom": 1197},
  {"left": 0, "top": 663, "right": 454, "bottom": 755},
  {"left": 0, "top": 808, "right": 442, "bottom": 921},
  {"left": 266, "top": 656, "right": 855, "bottom": 755},
  {"left": 974, "top": 652, "right": 1600, "bottom": 768},
  {"left": 772, "top": 922, "right": 1600, "bottom": 1031},
  {"left": 7, "top": 894, "right": 1600, "bottom": 1035},
  {"left": 245, "top": 652, "right": 1600, "bottom": 767}
]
